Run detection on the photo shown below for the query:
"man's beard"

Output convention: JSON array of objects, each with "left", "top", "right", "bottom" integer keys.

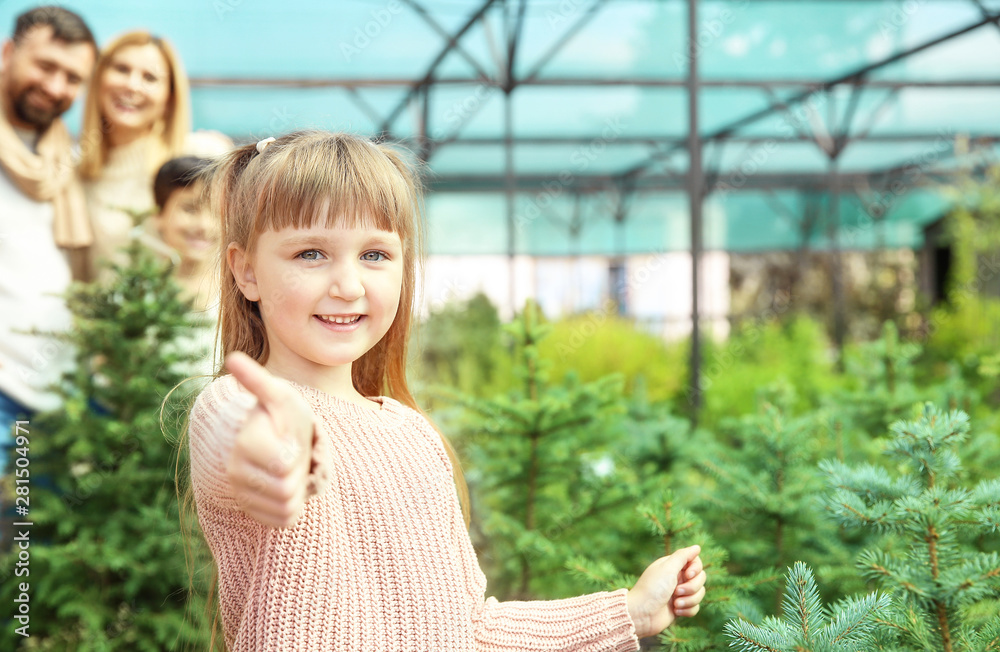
[{"left": 11, "top": 87, "right": 71, "bottom": 131}]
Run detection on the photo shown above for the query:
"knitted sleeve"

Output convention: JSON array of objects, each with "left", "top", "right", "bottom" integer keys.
[
  {"left": 472, "top": 588, "right": 640, "bottom": 652},
  {"left": 188, "top": 375, "right": 333, "bottom": 513}
]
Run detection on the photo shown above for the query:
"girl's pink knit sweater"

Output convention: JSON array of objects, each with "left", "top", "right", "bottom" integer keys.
[{"left": 189, "top": 374, "right": 641, "bottom": 651}]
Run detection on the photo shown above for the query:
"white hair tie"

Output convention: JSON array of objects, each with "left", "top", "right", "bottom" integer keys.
[{"left": 256, "top": 137, "right": 276, "bottom": 154}]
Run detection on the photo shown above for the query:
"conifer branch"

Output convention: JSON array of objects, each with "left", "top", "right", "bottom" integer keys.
[
  {"left": 823, "top": 592, "right": 892, "bottom": 646},
  {"left": 726, "top": 563, "right": 888, "bottom": 652},
  {"left": 936, "top": 601, "right": 952, "bottom": 652},
  {"left": 726, "top": 628, "right": 785, "bottom": 652}
]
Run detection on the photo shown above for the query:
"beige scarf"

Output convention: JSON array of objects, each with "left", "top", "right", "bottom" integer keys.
[{"left": 0, "top": 106, "right": 93, "bottom": 250}]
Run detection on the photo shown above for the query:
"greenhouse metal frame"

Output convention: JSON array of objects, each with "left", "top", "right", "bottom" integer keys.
[{"left": 183, "top": 0, "right": 1000, "bottom": 412}]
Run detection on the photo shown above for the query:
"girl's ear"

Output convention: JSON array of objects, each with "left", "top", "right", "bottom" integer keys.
[{"left": 227, "top": 243, "right": 261, "bottom": 301}]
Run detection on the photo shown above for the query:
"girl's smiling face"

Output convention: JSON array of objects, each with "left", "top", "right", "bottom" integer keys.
[{"left": 229, "top": 223, "right": 404, "bottom": 392}]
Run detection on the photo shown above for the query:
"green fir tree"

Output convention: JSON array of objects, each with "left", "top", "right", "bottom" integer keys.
[
  {"left": 693, "top": 389, "right": 859, "bottom": 612},
  {"left": 822, "top": 405, "right": 1000, "bottom": 652},
  {"left": 569, "top": 489, "right": 780, "bottom": 652},
  {"left": 725, "top": 561, "right": 891, "bottom": 652},
  {"left": 414, "top": 291, "right": 507, "bottom": 405},
  {"left": 0, "top": 233, "right": 212, "bottom": 651},
  {"left": 451, "top": 301, "right": 641, "bottom": 599},
  {"left": 836, "top": 321, "right": 922, "bottom": 438}
]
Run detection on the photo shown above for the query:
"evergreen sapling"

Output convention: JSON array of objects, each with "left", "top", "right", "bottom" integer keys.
[
  {"left": 725, "top": 561, "right": 891, "bottom": 652},
  {"left": 823, "top": 404, "right": 1000, "bottom": 652},
  {"left": 694, "top": 390, "right": 855, "bottom": 612},
  {"left": 836, "top": 321, "right": 921, "bottom": 439},
  {"left": 451, "top": 301, "right": 638, "bottom": 599},
  {"left": 0, "top": 231, "right": 213, "bottom": 651},
  {"left": 570, "top": 489, "right": 780, "bottom": 652}
]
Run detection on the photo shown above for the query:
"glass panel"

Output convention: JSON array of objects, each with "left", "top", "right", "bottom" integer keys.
[
  {"left": 513, "top": 87, "right": 687, "bottom": 135},
  {"left": 427, "top": 83, "right": 504, "bottom": 139},
  {"left": 189, "top": 88, "right": 374, "bottom": 138},
  {"left": 426, "top": 145, "right": 507, "bottom": 176},
  {"left": 518, "top": 0, "right": 684, "bottom": 79}
]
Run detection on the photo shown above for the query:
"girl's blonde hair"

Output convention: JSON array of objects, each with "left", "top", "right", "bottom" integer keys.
[{"left": 78, "top": 31, "right": 191, "bottom": 180}]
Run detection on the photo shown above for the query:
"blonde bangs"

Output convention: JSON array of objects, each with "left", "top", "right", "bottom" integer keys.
[{"left": 236, "top": 133, "right": 419, "bottom": 252}]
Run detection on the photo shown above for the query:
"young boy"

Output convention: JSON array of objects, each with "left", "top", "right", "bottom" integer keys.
[
  {"left": 145, "top": 156, "right": 221, "bottom": 376},
  {"left": 149, "top": 156, "right": 217, "bottom": 313}
]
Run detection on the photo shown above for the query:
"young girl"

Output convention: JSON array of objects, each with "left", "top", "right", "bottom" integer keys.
[{"left": 187, "top": 130, "right": 707, "bottom": 650}]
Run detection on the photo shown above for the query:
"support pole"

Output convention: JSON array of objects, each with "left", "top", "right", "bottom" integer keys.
[
  {"left": 827, "top": 91, "right": 847, "bottom": 367},
  {"left": 505, "top": 88, "right": 516, "bottom": 318},
  {"left": 829, "top": 158, "right": 846, "bottom": 367},
  {"left": 687, "top": 0, "right": 704, "bottom": 423},
  {"left": 503, "top": 0, "right": 522, "bottom": 319}
]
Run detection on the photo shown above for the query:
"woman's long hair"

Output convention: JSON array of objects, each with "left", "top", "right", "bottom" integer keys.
[{"left": 78, "top": 31, "right": 191, "bottom": 180}]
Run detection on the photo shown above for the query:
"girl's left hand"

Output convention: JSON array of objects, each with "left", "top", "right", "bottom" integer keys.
[{"left": 626, "top": 545, "right": 707, "bottom": 638}]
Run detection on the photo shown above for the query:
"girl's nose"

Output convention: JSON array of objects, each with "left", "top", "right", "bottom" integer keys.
[{"left": 328, "top": 264, "right": 365, "bottom": 302}]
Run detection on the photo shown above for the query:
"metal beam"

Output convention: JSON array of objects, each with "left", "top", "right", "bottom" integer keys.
[
  {"left": 424, "top": 163, "right": 991, "bottom": 192},
  {"left": 850, "top": 88, "right": 901, "bottom": 142},
  {"left": 504, "top": 0, "right": 528, "bottom": 89},
  {"left": 415, "top": 130, "right": 1000, "bottom": 193},
  {"left": 421, "top": 9, "right": 507, "bottom": 160},
  {"left": 761, "top": 85, "right": 832, "bottom": 154},
  {"left": 703, "top": 138, "right": 730, "bottom": 194},
  {"left": 189, "top": 76, "right": 1000, "bottom": 89},
  {"left": 833, "top": 82, "right": 866, "bottom": 157},
  {"left": 827, "top": 96, "right": 847, "bottom": 364},
  {"left": 762, "top": 188, "right": 804, "bottom": 232},
  {"left": 376, "top": 0, "right": 500, "bottom": 136},
  {"left": 400, "top": 0, "right": 493, "bottom": 80},
  {"left": 971, "top": 0, "right": 1000, "bottom": 37},
  {"left": 521, "top": 0, "right": 609, "bottom": 85},
  {"left": 610, "top": 178, "right": 636, "bottom": 260},
  {"left": 406, "top": 133, "right": 1000, "bottom": 147},
  {"left": 617, "top": 11, "right": 1000, "bottom": 181},
  {"left": 342, "top": 87, "right": 387, "bottom": 128},
  {"left": 419, "top": 86, "right": 431, "bottom": 161}
]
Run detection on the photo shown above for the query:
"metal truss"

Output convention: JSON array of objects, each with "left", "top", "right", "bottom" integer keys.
[{"left": 188, "top": 0, "right": 1000, "bottom": 418}]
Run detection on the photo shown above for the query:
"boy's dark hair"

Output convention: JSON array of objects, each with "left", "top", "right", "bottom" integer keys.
[
  {"left": 154, "top": 156, "right": 211, "bottom": 210},
  {"left": 13, "top": 6, "right": 96, "bottom": 51}
]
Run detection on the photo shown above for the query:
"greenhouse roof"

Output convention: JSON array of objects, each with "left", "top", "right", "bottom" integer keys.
[{"left": 4, "top": 0, "right": 999, "bottom": 254}]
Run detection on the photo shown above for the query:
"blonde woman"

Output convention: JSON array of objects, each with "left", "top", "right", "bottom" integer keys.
[{"left": 78, "top": 31, "right": 229, "bottom": 280}]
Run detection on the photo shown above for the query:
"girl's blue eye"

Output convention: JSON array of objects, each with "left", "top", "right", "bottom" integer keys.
[
  {"left": 298, "top": 250, "right": 322, "bottom": 260},
  {"left": 361, "top": 251, "right": 387, "bottom": 262}
]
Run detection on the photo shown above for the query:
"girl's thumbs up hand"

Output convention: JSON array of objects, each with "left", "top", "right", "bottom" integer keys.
[
  {"left": 224, "top": 352, "right": 316, "bottom": 529},
  {"left": 626, "top": 544, "right": 707, "bottom": 638}
]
